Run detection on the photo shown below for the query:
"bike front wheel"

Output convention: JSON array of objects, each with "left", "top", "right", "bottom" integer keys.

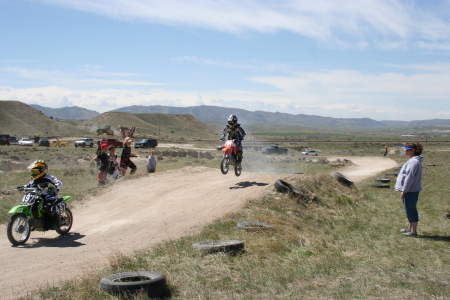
[
  {"left": 7, "top": 213, "right": 31, "bottom": 245},
  {"left": 220, "top": 156, "right": 230, "bottom": 175}
]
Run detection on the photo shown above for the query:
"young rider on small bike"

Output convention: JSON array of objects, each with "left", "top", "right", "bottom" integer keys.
[
  {"left": 220, "top": 114, "right": 246, "bottom": 164},
  {"left": 18, "top": 160, "right": 63, "bottom": 212}
]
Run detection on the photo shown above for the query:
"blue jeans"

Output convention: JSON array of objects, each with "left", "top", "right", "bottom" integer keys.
[{"left": 403, "top": 192, "right": 419, "bottom": 223}]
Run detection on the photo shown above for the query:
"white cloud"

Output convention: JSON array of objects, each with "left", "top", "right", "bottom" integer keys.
[
  {"left": 1, "top": 66, "right": 165, "bottom": 87},
  {"left": 1, "top": 83, "right": 449, "bottom": 121},
  {"left": 38, "top": 0, "right": 450, "bottom": 49}
]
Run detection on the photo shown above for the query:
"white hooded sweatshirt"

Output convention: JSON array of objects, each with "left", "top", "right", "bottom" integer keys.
[{"left": 395, "top": 155, "right": 424, "bottom": 193}]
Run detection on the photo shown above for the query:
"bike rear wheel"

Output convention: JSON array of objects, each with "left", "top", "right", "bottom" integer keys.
[
  {"left": 54, "top": 208, "right": 73, "bottom": 234},
  {"left": 220, "top": 156, "right": 229, "bottom": 175},
  {"left": 7, "top": 213, "right": 31, "bottom": 245},
  {"left": 234, "top": 163, "right": 242, "bottom": 177}
]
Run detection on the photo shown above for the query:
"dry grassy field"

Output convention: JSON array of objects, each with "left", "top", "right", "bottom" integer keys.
[{"left": 0, "top": 140, "right": 449, "bottom": 299}]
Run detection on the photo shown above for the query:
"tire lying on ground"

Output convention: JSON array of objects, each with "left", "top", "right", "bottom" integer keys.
[
  {"left": 274, "top": 179, "right": 300, "bottom": 195},
  {"left": 237, "top": 221, "right": 274, "bottom": 231},
  {"left": 332, "top": 172, "right": 354, "bottom": 187},
  {"left": 193, "top": 240, "right": 244, "bottom": 254},
  {"left": 372, "top": 184, "right": 391, "bottom": 188},
  {"left": 383, "top": 173, "right": 397, "bottom": 177},
  {"left": 99, "top": 271, "right": 167, "bottom": 298},
  {"left": 374, "top": 178, "right": 390, "bottom": 183}
]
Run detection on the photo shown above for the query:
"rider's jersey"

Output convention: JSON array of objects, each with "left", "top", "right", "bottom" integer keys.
[
  {"left": 24, "top": 174, "right": 63, "bottom": 197},
  {"left": 221, "top": 124, "right": 246, "bottom": 140}
]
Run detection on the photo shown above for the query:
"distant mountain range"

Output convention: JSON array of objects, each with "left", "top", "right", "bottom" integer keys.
[
  {"left": 30, "top": 104, "right": 450, "bottom": 128},
  {"left": 31, "top": 104, "right": 100, "bottom": 120}
]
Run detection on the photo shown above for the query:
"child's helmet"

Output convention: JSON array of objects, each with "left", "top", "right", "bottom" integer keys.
[
  {"left": 28, "top": 160, "right": 48, "bottom": 180},
  {"left": 227, "top": 114, "right": 238, "bottom": 126}
]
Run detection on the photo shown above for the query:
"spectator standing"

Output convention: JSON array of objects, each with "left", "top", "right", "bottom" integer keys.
[
  {"left": 107, "top": 146, "right": 120, "bottom": 180},
  {"left": 146, "top": 150, "right": 157, "bottom": 173},
  {"left": 55, "top": 137, "right": 61, "bottom": 148},
  {"left": 395, "top": 142, "right": 424, "bottom": 237},
  {"left": 95, "top": 141, "right": 102, "bottom": 167},
  {"left": 94, "top": 143, "right": 110, "bottom": 185},
  {"left": 383, "top": 146, "right": 388, "bottom": 157},
  {"left": 120, "top": 137, "right": 138, "bottom": 175}
]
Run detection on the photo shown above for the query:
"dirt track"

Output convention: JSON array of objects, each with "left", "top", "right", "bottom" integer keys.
[{"left": 0, "top": 157, "right": 397, "bottom": 299}]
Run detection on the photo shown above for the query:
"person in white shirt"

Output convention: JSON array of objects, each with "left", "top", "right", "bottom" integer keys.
[{"left": 146, "top": 150, "right": 157, "bottom": 173}]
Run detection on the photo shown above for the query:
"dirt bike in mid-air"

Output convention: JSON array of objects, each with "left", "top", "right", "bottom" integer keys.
[
  {"left": 7, "top": 187, "right": 73, "bottom": 246},
  {"left": 218, "top": 139, "right": 242, "bottom": 177}
]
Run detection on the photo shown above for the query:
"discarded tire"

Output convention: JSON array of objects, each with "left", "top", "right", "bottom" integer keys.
[
  {"left": 99, "top": 271, "right": 167, "bottom": 298},
  {"left": 372, "top": 184, "right": 390, "bottom": 188},
  {"left": 193, "top": 240, "right": 244, "bottom": 254},
  {"left": 374, "top": 178, "right": 390, "bottom": 183},
  {"left": 332, "top": 172, "right": 354, "bottom": 187},
  {"left": 237, "top": 221, "right": 274, "bottom": 231},
  {"left": 274, "top": 179, "right": 300, "bottom": 195},
  {"left": 383, "top": 173, "right": 397, "bottom": 177}
]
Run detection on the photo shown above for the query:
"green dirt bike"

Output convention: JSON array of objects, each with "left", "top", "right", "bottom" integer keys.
[{"left": 7, "top": 187, "right": 73, "bottom": 246}]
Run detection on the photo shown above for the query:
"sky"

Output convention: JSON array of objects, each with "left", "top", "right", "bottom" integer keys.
[{"left": 1, "top": 0, "right": 450, "bottom": 121}]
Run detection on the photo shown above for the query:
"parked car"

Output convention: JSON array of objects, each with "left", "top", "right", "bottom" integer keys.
[
  {"left": 74, "top": 138, "right": 94, "bottom": 148},
  {"left": 134, "top": 138, "right": 158, "bottom": 149},
  {"left": 98, "top": 138, "right": 123, "bottom": 148},
  {"left": 0, "top": 134, "right": 10, "bottom": 146},
  {"left": 261, "top": 145, "right": 288, "bottom": 155},
  {"left": 301, "top": 150, "right": 319, "bottom": 156},
  {"left": 50, "top": 140, "right": 69, "bottom": 147},
  {"left": 18, "top": 138, "right": 34, "bottom": 146},
  {"left": 38, "top": 138, "right": 50, "bottom": 147},
  {"left": 9, "top": 136, "right": 19, "bottom": 145}
]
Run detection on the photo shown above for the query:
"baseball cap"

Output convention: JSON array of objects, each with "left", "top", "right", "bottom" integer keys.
[{"left": 101, "top": 143, "right": 110, "bottom": 149}]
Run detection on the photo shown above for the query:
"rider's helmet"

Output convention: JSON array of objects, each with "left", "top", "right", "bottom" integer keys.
[
  {"left": 227, "top": 114, "right": 238, "bottom": 127},
  {"left": 28, "top": 160, "right": 48, "bottom": 180}
]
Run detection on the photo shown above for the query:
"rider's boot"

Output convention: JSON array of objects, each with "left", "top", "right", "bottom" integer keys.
[{"left": 237, "top": 152, "right": 243, "bottom": 164}]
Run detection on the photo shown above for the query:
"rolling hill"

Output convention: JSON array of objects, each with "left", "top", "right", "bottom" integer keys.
[
  {"left": 0, "top": 101, "right": 220, "bottom": 140},
  {"left": 30, "top": 104, "right": 100, "bottom": 120},
  {"left": 0, "top": 101, "right": 90, "bottom": 138},
  {"left": 79, "top": 112, "right": 220, "bottom": 139}
]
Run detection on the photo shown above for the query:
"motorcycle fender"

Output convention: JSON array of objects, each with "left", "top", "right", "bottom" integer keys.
[
  {"left": 62, "top": 196, "right": 71, "bottom": 202},
  {"left": 8, "top": 205, "right": 29, "bottom": 214},
  {"left": 222, "top": 146, "right": 231, "bottom": 156}
]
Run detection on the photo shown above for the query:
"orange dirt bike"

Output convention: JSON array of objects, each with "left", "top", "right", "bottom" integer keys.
[{"left": 217, "top": 139, "right": 242, "bottom": 177}]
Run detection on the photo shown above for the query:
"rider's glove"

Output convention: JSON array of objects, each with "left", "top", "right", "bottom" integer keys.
[
  {"left": 48, "top": 185, "right": 56, "bottom": 192},
  {"left": 17, "top": 185, "right": 24, "bottom": 191}
]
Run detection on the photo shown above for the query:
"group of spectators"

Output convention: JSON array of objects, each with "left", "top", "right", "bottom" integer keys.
[{"left": 94, "top": 137, "right": 157, "bottom": 185}]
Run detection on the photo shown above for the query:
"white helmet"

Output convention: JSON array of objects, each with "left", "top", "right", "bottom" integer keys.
[{"left": 227, "top": 114, "right": 238, "bottom": 126}]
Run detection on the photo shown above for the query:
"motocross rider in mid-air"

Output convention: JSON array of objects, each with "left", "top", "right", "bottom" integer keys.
[
  {"left": 18, "top": 160, "right": 63, "bottom": 212},
  {"left": 220, "top": 114, "right": 246, "bottom": 164}
]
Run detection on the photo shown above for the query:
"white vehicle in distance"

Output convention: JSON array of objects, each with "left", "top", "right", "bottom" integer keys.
[
  {"left": 18, "top": 138, "right": 34, "bottom": 146},
  {"left": 301, "top": 150, "right": 319, "bottom": 156}
]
